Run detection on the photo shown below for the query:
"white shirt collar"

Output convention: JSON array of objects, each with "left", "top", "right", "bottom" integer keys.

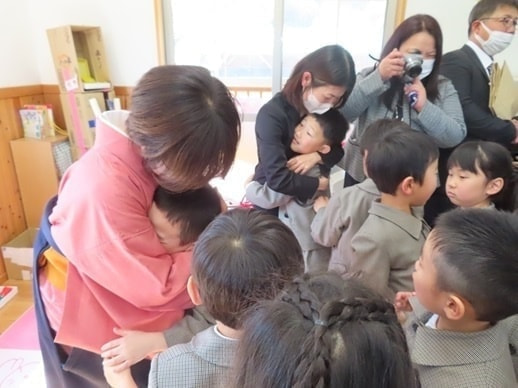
[{"left": 466, "top": 40, "right": 493, "bottom": 75}]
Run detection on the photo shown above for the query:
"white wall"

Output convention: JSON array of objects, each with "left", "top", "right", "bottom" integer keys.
[
  {"left": 2, "top": 0, "right": 516, "bottom": 88},
  {"left": 405, "top": 0, "right": 518, "bottom": 78},
  {"left": 0, "top": 0, "right": 41, "bottom": 87},
  {"left": 0, "top": 0, "right": 158, "bottom": 88}
]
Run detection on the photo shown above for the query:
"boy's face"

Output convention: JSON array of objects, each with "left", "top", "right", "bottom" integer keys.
[
  {"left": 446, "top": 165, "right": 492, "bottom": 208},
  {"left": 149, "top": 202, "right": 192, "bottom": 254},
  {"left": 412, "top": 158, "right": 439, "bottom": 206},
  {"left": 412, "top": 233, "right": 444, "bottom": 314},
  {"left": 290, "top": 115, "right": 328, "bottom": 155}
]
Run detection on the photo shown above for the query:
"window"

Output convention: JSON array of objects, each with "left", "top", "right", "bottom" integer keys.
[{"left": 161, "top": 0, "right": 398, "bottom": 119}]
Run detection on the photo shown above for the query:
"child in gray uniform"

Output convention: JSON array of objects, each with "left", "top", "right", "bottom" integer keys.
[{"left": 246, "top": 109, "right": 347, "bottom": 272}]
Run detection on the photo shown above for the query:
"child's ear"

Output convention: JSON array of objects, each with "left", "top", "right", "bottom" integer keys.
[
  {"left": 187, "top": 276, "right": 203, "bottom": 306},
  {"left": 318, "top": 144, "right": 331, "bottom": 154},
  {"left": 400, "top": 176, "right": 415, "bottom": 195},
  {"left": 485, "top": 177, "right": 504, "bottom": 196},
  {"left": 442, "top": 293, "right": 466, "bottom": 321}
]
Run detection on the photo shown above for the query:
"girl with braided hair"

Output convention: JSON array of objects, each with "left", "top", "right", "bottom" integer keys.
[{"left": 234, "top": 272, "right": 418, "bottom": 388}]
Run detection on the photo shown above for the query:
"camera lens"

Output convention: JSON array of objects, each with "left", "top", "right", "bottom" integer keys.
[{"left": 404, "top": 53, "right": 423, "bottom": 80}]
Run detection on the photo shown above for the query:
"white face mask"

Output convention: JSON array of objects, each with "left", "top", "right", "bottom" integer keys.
[
  {"left": 475, "top": 22, "right": 514, "bottom": 57},
  {"left": 419, "top": 59, "right": 435, "bottom": 80},
  {"left": 303, "top": 88, "right": 333, "bottom": 114}
]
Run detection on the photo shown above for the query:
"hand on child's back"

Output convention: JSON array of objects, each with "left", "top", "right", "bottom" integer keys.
[{"left": 101, "top": 327, "right": 167, "bottom": 372}]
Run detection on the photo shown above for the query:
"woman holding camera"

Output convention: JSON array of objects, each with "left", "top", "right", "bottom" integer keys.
[{"left": 341, "top": 14, "right": 466, "bottom": 199}]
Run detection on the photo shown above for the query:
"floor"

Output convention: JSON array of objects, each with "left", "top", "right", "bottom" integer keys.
[{"left": 0, "top": 279, "right": 33, "bottom": 334}]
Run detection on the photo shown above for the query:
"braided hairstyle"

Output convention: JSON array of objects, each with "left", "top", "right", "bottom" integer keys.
[{"left": 234, "top": 272, "right": 417, "bottom": 388}]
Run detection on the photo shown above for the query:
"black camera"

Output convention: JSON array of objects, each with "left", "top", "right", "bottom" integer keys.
[{"left": 403, "top": 51, "right": 423, "bottom": 82}]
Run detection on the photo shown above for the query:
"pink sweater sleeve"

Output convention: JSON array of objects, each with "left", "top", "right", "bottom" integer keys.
[{"left": 50, "top": 154, "right": 192, "bottom": 311}]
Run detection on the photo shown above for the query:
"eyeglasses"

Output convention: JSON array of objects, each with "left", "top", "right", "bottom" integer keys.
[{"left": 479, "top": 16, "right": 518, "bottom": 29}]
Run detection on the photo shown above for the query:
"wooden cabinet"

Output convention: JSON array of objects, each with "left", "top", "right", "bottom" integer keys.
[{"left": 10, "top": 136, "right": 71, "bottom": 227}]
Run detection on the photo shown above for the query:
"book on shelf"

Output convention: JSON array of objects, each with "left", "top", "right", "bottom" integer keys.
[
  {"left": 19, "top": 104, "right": 56, "bottom": 139},
  {"left": 0, "top": 286, "right": 18, "bottom": 309}
]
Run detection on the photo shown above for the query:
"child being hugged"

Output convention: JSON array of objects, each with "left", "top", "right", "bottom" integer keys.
[
  {"left": 246, "top": 109, "right": 348, "bottom": 272},
  {"left": 105, "top": 208, "right": 304, "bottom": 388},
  {"left": 446, "top": 140, "right": 518, "bottom": 210},
  {"left": 101, "top": 185, "right": 224, "bottom": 371},
  {"left": 348, "top": 129, "right": 438, "bottom": 297},
  {"left": 311, "top": 118, "right": 410, "bottom": 275},
  {"left": 396, "top": 208, "right": 518, "bottom": 388}
]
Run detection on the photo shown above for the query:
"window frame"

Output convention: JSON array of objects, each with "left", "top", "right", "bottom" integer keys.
[{"left": 154, "top": 0, "right": 408, "bottom": 91}]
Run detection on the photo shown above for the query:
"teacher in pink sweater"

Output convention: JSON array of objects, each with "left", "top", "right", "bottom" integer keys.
[{"left": 33, "top": 65, "right": 241, "bottom": 388}]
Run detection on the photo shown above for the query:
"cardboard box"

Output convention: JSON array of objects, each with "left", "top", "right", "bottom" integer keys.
[
  {"left": 10, "top": 136, "right": 70, "bottom": 227},
  {"left": 47, "top": 25, "right": 111, "bottom": 93},
  {"left": 60, "top": 91, "right": 113, "bottom": 155},
  {"left": 2, "top": 228, "right": 39, "bottom": 281}
]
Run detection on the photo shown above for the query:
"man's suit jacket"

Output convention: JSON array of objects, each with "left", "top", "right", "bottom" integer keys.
[{"left": 440, "top": 44, "right": 515, "bottom": 145}]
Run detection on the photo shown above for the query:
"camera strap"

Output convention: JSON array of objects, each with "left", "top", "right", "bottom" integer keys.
[{"left": 393, "top": 88, "right": 404, "bottom": 121}]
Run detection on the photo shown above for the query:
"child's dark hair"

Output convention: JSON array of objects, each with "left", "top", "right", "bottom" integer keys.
[
  {"left": 192, "top": 208, "right": 304, "bottom": 330},
  {"left": 367, "top": 130, "right": 439, "bottom": 195},
  {"left": 153, "top": 185, "right": 222, "bottom": 246},
  {"left": 447, "top": 140, "right": 518, "bottom": 211},
  {"left": 311, "top": 109, "right": 349, "bottom": 147},
  {"left": 359, "top": 119, "right": 412, "bottom": 156},
  {"left": 234, "top": 272, "right": 417, "bottom": 388},
  {"left": 432, "top": 208, "right": 518, "bottom": 322}
]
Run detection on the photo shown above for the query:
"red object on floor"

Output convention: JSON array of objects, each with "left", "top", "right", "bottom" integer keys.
[{"left": 0, "top": 306, "right": 39, "bottom": 350}]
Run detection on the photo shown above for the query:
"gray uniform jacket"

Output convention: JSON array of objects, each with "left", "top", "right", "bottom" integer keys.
[
  {"left": 341, "top": 67, "right": 466, "bottom": 182},
  {"left": 311, "top": 178, "right": 379, "bottom": 274},
  {"left": 149, "top": 326, "right": 238, "bottom": 388},
  {"left": 406, "top": 300, "right": 518, "bottom": 388},
  {"left": 246, "top": 165, "right": 327, "bottom": 251},
  {"left": 349, "top": 200, "right": 430, "bottom": 297}
]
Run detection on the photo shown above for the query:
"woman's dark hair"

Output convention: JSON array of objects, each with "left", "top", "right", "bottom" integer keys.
[
  {"left": 283, "top": 45, "right": 356, "bottom": 114},
  {"left": 447, "top": 140, "right": 517, "bottom": 211},
  {"left": 127, "top": 65, "right": 241, "bottom": 193},
  {"left": 379, "top": 14, "right": 443, "bottom": 108},
  {"left": 234, "top": 272, "right": 417, "bottom": 388},
  {"left": 192, "top": 208, "right": 304, "bottom": 330}
]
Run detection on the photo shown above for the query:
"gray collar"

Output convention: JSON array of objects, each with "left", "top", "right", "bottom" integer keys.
[{"left": 368, "top": 200, "right": 429, "bottom": 240}]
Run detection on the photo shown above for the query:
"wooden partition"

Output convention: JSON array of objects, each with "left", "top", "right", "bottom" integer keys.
[{"left": 0, "top": 86, "right": 43, "bottom": 282}]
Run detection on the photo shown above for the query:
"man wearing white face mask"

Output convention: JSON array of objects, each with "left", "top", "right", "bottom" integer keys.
[{"left": 441, "top": 0, "right": 518, "bottom": 145}]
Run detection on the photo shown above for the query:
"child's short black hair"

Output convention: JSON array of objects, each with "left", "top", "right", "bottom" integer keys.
[
  {"left": 153, "top": 185, "right": 222, "bottom": 245},
  {"left": 432, "top": 208, "right": 518, "bottom": 322},
  {"left": 311, "top": 109, "right": 348, "bottom": 146},
  {"left": 192, "top": 208, "right": 304, "bottom": 329},
  {"left": 359, "top": 119, "right": 411, "bottom": 156},
  {"left": 367, "top": 130, "right": 439, "bottom": 195}
]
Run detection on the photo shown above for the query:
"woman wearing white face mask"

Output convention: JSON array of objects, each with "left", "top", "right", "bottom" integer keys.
[
  {"left": 339, "top": 14, "right": 466, "bottom": 225},
  {"left": 251, "top": 45, "right": 356, "bottom": 214}
]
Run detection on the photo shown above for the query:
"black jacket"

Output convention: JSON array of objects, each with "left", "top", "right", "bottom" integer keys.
[
  {"left": 253, "top": 92, "right": 344, "bottom": 202},
  {"left": 440, "top": 44, "right": 515, "bottom": 144}
]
